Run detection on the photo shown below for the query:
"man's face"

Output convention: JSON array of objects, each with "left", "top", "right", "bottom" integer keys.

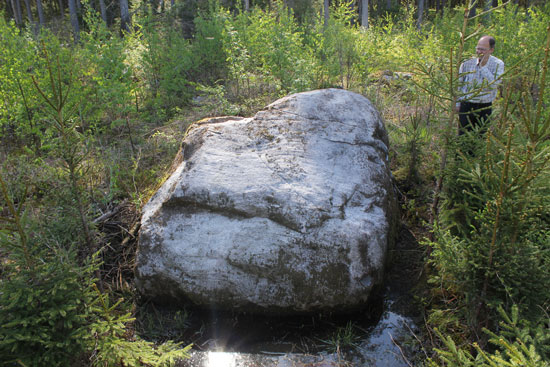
[{"left": 476, "top": 37, "right": 493, "bottom": 58}]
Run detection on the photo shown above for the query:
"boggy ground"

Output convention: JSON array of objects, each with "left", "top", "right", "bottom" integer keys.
[{"left": 132, "top": 222, "right": 426, "bottom": 367}]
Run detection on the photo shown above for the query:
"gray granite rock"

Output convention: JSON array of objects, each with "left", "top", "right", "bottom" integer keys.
[{"left": 135, "top": 88, "right": 398, "bottom": 313}]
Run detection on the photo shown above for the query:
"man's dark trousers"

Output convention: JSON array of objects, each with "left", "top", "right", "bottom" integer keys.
[{"left": 458, "top": 101, "right": 492, "bottom": 135}]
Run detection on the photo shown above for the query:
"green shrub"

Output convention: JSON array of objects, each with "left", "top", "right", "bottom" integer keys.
[
  {"left": 137, "top": 17, "right": 194, "bottom": 119},
  {"left": 80, "top": 5, "right": 135, "bottom": 135},
  {"left": 240, "top": 0, "right": 315, "bottom": 93},
  {"left": 0, "top": 250, "right": 98, "bottom": 366},
  {"left": 192, "top": 2, "right": 230, "bottom": 83},
  {"left": 430, "top": 306, "right": 550, "bottom": 367},
  {"left": 0, "top": 171, "right": 97, "bottom": 366},
  {"left": 317, "top": 5, "right": 364, "bottom": 89},
  {"left": 430, "top": 22, "right": 550, "bottom": 326},
  {"left": 0, "top": 172, "right": 191, "bottom": 366},
  {"left": 0, "top": 18, "right": 49, "bottom": 153},
  {"left": 89, "top": 287, "right": 191, "bottom": 367}
]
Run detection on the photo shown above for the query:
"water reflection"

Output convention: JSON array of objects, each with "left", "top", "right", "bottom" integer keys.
[{"left": 206, "top": 351, "right": 236, "bottom": 367}]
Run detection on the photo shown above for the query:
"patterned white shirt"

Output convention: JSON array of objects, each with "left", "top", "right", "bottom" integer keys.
[{"left": 458, "top": 55, "right": 504, "bottom": 104}]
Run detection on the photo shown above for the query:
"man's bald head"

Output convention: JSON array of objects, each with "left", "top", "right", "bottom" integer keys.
[
  {"left": 476, "top": 36, "right": 495, "bottom": 64},
  {"left": 479, "top": 35, "right": 496, "bottom": 50}
]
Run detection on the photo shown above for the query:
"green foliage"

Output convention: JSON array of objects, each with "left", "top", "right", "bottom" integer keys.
[
  {"left": 431, "top": 24, "right": 550, "bottom": 322},
  {"left": 0, "top": 173, "right": 97, "bottom": 367},
  {"left": 0, "top": 172, "right": 191, "bottom": 366},
  {"left": 319, "top": 321, "right": 360, "bottom": 352},
  {"left": 221, "top": 11, "right": 251, "bottom": 97},
  {"left": 236, "top": 1, "right": 315, "bottom": 93},
  {"left": 136, "top": 17, "right": 194, "bottom": 118},
  {"left": 192, "top": 2, "right": 230, "bottom": 83},
  {"left": 30, "top": 42, "right": 99, "bottom": 255},
  {"left": 389, "top": 99, "right": 431, "bottom": 189},
  {"left": 80, "top": 4, "right": 135, "bottom": 134},
  {"left": 0, "top": 249, "right": 98, "bottom": 367},
  {"left": 317, "top": 3, "right": 365, "bottom": 89},
  {"left": 0, "top": 18, "right": 47, "bottom": 152},
  {"left": 430, "top": 306, "right": 550, "bottom": 367},
  {"left": 90, "top": 287, "right": 191, "bottom": 367}
]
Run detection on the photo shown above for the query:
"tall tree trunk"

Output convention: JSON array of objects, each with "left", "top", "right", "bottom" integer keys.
[
  {"left": 417, "top": 0, "right": 424, "bottom": 29},
  {"left": 361, "top": 0, "right": 368, "bottom": 29},
  {"left": 98, "top": 0, "right": 107, "bottom": 24},
  {"left": 36, "top": 0, "right": 45, "bottom": 27},
  {"left": 6, "top": 0, "right": 14, "bottom": 20},
  {"left": 386, "top": 0, "right": 391, "bottom": 11},
  {"left": 23, "top": 0, "right": 34, "bottom": 23},
  {"left": 11, "top": 0, "right": 23, "bottom": 27},
  {"left": 244, "top": 0, "right": 249, "bottom": 11},
  {"left": 323, "top": 0, "right": 329, "bottom": 29},
  {"left": 67, "top": 0, "right": 79, "bottom": 42},
  {"left": 120, "top": 0, "right": 131, "bottom": 33},
  {"left": 58, "top": 0, "right": 64, "bottom": 16}
]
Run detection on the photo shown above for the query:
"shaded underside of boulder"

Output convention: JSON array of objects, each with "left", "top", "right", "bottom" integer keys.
[{"left": 135, "top": 88, "right": 398, "bottom": 314}]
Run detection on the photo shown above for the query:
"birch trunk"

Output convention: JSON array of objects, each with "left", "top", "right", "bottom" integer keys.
[
  {"left": 361, "top": 0, "right": 368, "bottom": 29},
  {"left": 324, "top": 0, "right": 329, "bottom": 29},
  {"left": 417, "top": 0, "right": 424, "bottom": 29}
]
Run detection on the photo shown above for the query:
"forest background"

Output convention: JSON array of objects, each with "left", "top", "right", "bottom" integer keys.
[{"left": 0, "top": 0, "right": 549, "bottom": 365}]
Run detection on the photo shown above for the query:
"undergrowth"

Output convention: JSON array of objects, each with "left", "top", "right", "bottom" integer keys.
[{"left": 1, "top": 0, "right": 550, "bottom": 365}]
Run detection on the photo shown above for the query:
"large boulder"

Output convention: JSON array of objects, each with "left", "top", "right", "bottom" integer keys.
[{"left": 135, "top": 89, "right": 398, "bottom": 313}]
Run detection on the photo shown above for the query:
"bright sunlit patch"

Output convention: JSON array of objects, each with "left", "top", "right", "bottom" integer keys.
[{"left": 207, "top": 351, "right": 236, "bottom": 367}]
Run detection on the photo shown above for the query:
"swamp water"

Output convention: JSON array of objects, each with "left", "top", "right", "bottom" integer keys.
[{"left": 136, "top": 226, "right": 422, "bottom": 367}]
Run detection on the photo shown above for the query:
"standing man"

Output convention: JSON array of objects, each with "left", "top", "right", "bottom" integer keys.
[{"left": 456, "top": 35, "right": 504, "bottom": 135}]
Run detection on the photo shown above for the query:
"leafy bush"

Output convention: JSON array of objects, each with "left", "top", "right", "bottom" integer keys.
[
  {"left": 0, "top": 172, "right": 191, "bottom": 366},
  {"left": 192, "top": 2, "right": 230, "bottom": 83},
  {"left": 80, "top": 6, "right": 135, "bottom": 134},
  {"left": 429, "top": 20, "right": 550, "bottom": 330},
  {"left": 0, "top": 171, "right": 97, "bottom": 366},
  {"left": 237, "top": 0, "right": 315, "bottom": 93},
  {"left": 0, "top": 18, "right": 49, "bottom": 153},
  {"left": 137, "top": 18, "right": 194, "bottom": 118},
  {"left": 317, "top": 5, "right": 365, "bottom": 89},
  {"left": 431, "top": 306, "right": 550, "bottom": 367}
]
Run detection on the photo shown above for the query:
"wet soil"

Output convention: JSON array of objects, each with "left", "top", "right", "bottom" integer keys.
[{"left": 135, "top": 223, "right": 425, "bottom": 366}]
